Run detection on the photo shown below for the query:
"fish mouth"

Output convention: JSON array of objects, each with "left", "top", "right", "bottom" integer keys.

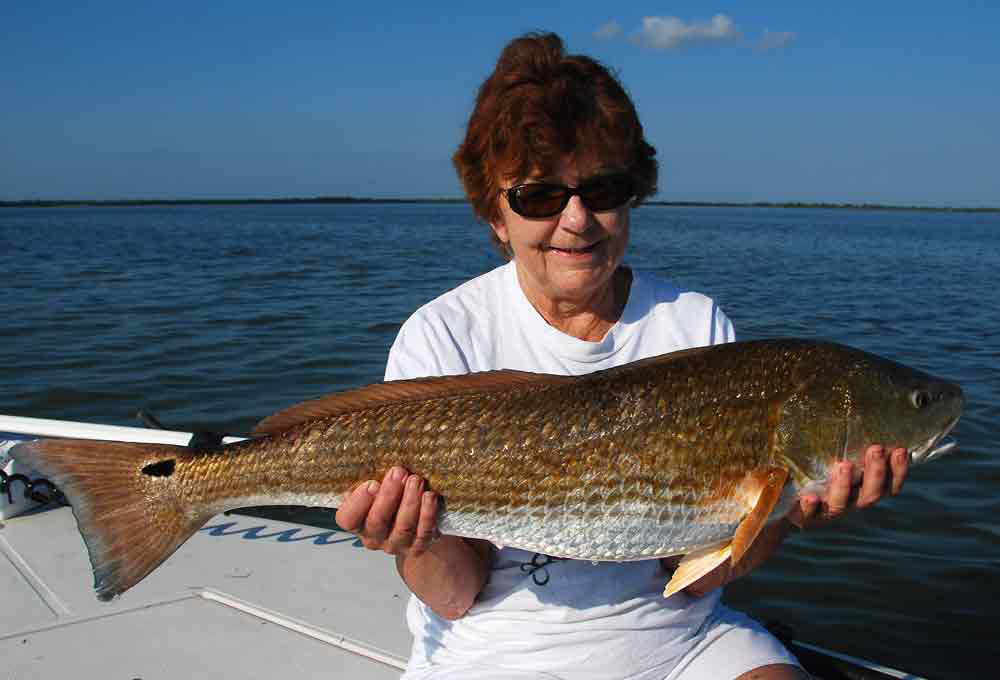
[
  {"left": 923, "top": 436, "right": 957, "bottom": 462},
  {"left": 912, "top": 415, "right": 960, "bottom": 463}
]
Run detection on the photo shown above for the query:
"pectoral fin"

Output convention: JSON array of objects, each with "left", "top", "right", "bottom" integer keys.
[
  {"left": 662, "top": 466, "right": 789, "bottom": 599},
  {"left": 730, "top": 466, "right": 789, "bottom": 565},
  {"left": 663, "top": 542, "right": 732, "bottom": 598}
]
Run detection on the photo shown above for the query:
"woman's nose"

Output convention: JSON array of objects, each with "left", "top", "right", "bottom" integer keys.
[{"left": 559, "top": 195, "right": 590, "bottom": 233}]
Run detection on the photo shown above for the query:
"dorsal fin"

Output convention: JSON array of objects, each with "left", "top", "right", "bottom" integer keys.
[
  {"left": 578, "top": 343, "right": 718, "bottom": 381},
  {"left": 253, "top": 369, "right": 574, "bottom": 435}
]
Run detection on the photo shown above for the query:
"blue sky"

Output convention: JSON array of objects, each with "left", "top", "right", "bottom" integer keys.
[{"left": 3, "top": 1, "right": 998, "bottom": 206}]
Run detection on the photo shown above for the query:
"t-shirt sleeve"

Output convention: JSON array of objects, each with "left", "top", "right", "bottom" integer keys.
[
  {"left": 713, "top": 304, "right": 736, "bottom": 345},
  {"left": 384, "top": 308, "right": 474, "bottom": 381}
]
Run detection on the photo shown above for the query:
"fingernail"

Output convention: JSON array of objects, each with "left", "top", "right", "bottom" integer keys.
[
  {"left": 870, "top": 445, "right": 885, "bottom": 461},
  {"left": 366, "top": 480, "right": 380, "bottom": 494},
  {"left": 392, "top": 467, "right": 407, "bottom": 482},
  {"left": 423, "top": 491, "right": 436, "bottom": 506},
  {"left": 407, "top": 475, "right": 423, "bottom": 492},
  {"left": 839, "top": 462, "right": 852, "bottom": 478}
]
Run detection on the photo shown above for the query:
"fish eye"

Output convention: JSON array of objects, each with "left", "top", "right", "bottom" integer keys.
[{"left": 910, "top": 389, "right": 931, "bottom": 409}]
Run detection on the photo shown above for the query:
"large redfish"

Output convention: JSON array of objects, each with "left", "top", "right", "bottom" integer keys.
[{"left": 11, "top": 339, "right": 963, "bottom": 601}]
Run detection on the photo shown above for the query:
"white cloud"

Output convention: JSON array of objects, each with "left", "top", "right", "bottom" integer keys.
[
  {"left": 631, "top": 14, "right": 739, "bottom": 50},
  {"left": 594, "top": 21, "right": 622, "bottom": 41},
  {"left": 758, "top": 29, "right": 796, "bottom": 51},
  {"left": 597, "top": 15, "right": 794, "bottom": 54}
]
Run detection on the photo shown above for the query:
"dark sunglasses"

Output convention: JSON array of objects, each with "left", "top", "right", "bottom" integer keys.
[{"left": 502, "top": 173, "right": 635, "bottom": 219}]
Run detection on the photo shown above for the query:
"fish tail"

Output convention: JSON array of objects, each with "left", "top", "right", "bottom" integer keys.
[{"left": 10, "top": 438, "right": 207, "bottom": 601}]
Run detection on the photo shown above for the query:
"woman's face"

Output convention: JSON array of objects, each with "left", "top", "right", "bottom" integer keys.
[{"left": 491, "top": 156, "right": 630, "bottom": 308}]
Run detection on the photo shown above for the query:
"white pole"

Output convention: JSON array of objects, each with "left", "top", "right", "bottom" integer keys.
[{"left": 0, "top": 414, "right": 245, "bottom": 445}]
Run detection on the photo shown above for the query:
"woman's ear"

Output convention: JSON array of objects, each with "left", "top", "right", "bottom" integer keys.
[{"left": 490, "top": 220, "right": 509, "bottom": 246}]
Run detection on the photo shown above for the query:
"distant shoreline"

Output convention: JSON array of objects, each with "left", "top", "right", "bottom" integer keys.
[{"left": 1, "top": 197, "right": 997, "bottom": 213}]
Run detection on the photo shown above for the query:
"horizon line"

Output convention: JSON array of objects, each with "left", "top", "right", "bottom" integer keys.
[{"left": 1, "top": 197, "right": 997, "bottom": 213}]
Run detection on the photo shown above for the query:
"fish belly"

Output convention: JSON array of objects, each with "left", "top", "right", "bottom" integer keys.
[{"left": 437, "top": 499, "right": 746, "bottom": 560}]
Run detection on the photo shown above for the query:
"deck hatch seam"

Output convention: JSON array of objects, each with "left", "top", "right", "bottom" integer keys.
[
  {"left": 0, "top": 533, "right": 73, "bottom": 618},
  {"left": 198, "top": 588, "right": 407, "bottom": 671}
]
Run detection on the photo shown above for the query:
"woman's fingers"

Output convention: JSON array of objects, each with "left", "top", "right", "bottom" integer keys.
[
  {"left": 385, "top": 474, "right": 425, "bottom": 553},
  {"left": 889, "top": 447, "right": 909, "bottom": 495},
  {"left": 792, "top": 444, "right": 911, "bottom": 529},
  {"left": 823, "top": 460, "right": 855, "bottom": 520},
  {"left": 334, "top": 466, "right": 441, "bottom": 557},
  {"left": 856, "top": 445, "right": 888, "bottom": 508},
  {"left": 335, "top": 480, "right": 378, "bottom": 534},
  {"left": 408, "top": 491, "right": 440, "bottom": 557},
  {"left": 789, "top": 495, "right": 821, "bottom": 528},
  {"left": 363, "top": 467, "right": 409, "bottom": 547},
  {"left": 856, "top": 445, "right": 908, "bottom": 506}
]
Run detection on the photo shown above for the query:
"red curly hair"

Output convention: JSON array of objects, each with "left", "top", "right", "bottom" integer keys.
[{"left": 453, "top": 32, "right": 658, "bottom": 252}]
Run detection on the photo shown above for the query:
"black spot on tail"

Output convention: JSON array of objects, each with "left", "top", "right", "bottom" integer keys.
[{"left": 142, "top": 460, "right": 176, "bottom": 477}]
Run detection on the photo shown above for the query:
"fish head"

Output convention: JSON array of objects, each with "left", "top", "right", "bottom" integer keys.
[
  {"left": 846, "top": 357, "right": 963, "bottom": 466},
  {"left": 778, "top": 343, "right": 964, "bottom": 481}
]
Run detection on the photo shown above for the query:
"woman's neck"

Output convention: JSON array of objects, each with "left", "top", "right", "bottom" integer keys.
[{"left": 517, "top": 266, "right": 632, "bottom": 342}]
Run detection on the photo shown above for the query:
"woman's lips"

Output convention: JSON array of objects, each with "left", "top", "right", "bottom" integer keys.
[{"left": 546, "top": 241, "right": 602, "bottom": 256}]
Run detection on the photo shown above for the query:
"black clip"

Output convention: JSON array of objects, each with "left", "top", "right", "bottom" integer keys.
[
  {"left": 0, "top": 469, "right": 66, "bottom": 506},
  {"left": 137, "top": 409, "right": 227, "bottom": 449},
  {"left": 519, "top": 553, "right": 566, "bottom": 586}
]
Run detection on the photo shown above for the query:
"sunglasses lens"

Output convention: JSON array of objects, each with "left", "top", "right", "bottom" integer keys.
[
  {"left": 507, "top": 174, "right": 634, "bottom": 218},
  {"left": 581, "top": 175, "right": 634, "bottom": 212},
  {"left": 511, "top": 184, "right": 570, "bottom": 218}
]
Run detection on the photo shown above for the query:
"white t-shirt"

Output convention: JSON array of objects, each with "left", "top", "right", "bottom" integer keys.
[{"left": 385, "top": 262, "right": 795, "bottom": 680}]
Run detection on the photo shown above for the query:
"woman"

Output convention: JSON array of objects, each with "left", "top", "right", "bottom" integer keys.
[{"left": 337, "top": 33, "right": 909, "bottom": 680}]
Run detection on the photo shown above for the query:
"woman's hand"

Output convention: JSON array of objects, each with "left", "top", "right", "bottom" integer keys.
[
  {"left": 678, "top": 444, "right": 910, "bottom": 597},
  {"left": 335, "top": 466, "right": 492, "bottom": 620},
  {"left": 788, "top": 444, "right": 910, "bottom": 528},
  {"left": 335, "top": 466, "right": 440, "bottom": 558}
]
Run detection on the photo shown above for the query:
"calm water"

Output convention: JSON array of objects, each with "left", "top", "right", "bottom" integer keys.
[{"left": 1, "top": 204, "right": 997, "bottom": 678}]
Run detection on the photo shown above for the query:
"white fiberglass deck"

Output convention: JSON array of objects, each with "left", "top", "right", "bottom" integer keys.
[{"left": 0, "top": 423, "right": 410, "bottom": 680}]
